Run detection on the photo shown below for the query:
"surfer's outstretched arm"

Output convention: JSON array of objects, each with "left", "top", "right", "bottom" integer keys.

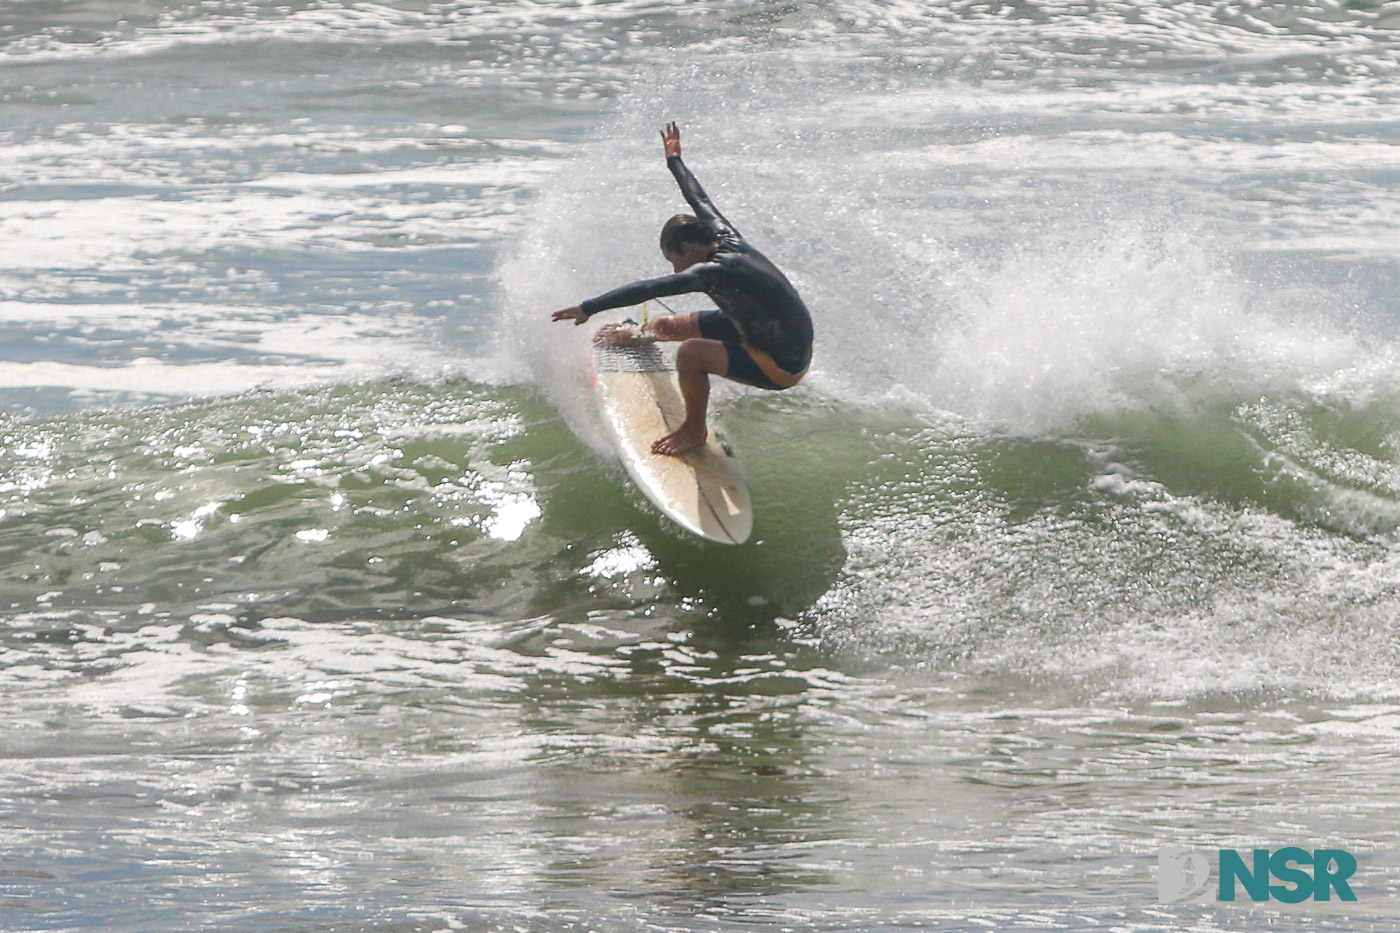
[
  {"left": 550, "top": 270, "right": 708, "bottom": 325},
  {"left": 661, "top": 121, "right": 738, "bottom": 239},
  {"left": 562, "top": 269, "right": 708, "bottom": 325}
]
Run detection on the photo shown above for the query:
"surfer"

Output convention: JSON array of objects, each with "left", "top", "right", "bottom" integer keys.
[{"left": 551, "top": 121, "right": 814, "bottom": 456}]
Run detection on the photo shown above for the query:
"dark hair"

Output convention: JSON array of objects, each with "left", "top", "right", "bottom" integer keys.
[{"left": 659, "top": 214, "right": 717, "bottom": 254}]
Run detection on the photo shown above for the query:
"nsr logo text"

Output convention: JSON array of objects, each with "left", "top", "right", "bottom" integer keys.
[{"left": 1158, "top": 847, "right": 1357, "bottom": 903}]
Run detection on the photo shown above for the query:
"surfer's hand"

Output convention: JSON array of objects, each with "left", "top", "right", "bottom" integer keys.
[
  {"left": 661, "top": 121, "right": 681, "bottom": 159},
  {"left": 552, "top": 305, "right": 587, "bottom": 325}
]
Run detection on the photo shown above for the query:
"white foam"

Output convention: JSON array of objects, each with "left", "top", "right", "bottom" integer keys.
[{"left": 0, "top": 359, "right": 359, "bottom": 396}]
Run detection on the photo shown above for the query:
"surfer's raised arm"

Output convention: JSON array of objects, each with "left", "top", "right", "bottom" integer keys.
[{"left": 661, "top": 121, "right": 738, "bottom": 240}]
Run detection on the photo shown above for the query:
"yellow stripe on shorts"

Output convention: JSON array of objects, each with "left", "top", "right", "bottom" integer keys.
[{"left": 745, "top": 346, "right": 807, "bottom": 389}]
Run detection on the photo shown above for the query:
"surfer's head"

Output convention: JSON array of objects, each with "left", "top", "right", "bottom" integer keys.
[{"left": 660, "top": 214, "right": 717, "bottom": 271}]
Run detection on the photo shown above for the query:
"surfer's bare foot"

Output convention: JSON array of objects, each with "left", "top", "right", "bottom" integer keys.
[
  {"left": 593, "top": 323, "right": 644, "bottom": 347},
  {"left": 652, "top": 422, "right": 706, "bottom": 456}
]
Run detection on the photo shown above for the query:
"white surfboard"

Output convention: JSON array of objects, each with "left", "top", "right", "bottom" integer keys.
[{"left": 591, "top": 336, "right": 752, "bottom": 545}]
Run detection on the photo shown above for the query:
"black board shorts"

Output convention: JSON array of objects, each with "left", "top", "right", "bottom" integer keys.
[{"left": 696, "top": 310, "right": 808, "bottom": 391}]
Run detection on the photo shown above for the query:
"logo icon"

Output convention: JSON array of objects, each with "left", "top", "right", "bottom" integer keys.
[{"left": 1159, "top": 847, "right": 1214, "bottom": 903}]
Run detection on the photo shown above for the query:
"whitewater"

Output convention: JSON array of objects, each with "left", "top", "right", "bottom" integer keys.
[{"left": 2, "top": 1, "right": 1399, "bottom": 930}]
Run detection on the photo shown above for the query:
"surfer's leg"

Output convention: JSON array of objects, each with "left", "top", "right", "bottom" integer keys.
[
  {"left": 694, "top": 309, "right": 743, "bottom": 343},
  {"left": 653, "top": 338, "right": 727, "bottom": 457},
  {"left": 646, "top": 311, "right": 702, "bottom": 342}
]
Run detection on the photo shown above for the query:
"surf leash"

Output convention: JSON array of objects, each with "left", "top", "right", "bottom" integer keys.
[{"left": 619, "top": 298, "right": 677, "bottom": 345}]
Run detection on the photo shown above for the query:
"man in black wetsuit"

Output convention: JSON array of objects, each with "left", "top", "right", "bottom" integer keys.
[{"left": 551, "top": 121, "right": 814, "bottom": 456}]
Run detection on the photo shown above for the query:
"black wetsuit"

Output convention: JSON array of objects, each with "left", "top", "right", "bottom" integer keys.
[{"left": 578, "top": 155, "right": 814, "bottom": 389}]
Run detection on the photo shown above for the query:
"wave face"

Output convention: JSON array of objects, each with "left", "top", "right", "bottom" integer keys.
[
  {"left": 8, "top": 374, "right": 1400, "bottom": 700},
  {"left": 5, "top": 2, "right": 1400, "bottom": 930}
]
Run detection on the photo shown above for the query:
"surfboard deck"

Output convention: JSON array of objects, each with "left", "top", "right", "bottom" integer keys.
[{"left": 590, "top": 335, "right": 752, "bottom": 545}]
